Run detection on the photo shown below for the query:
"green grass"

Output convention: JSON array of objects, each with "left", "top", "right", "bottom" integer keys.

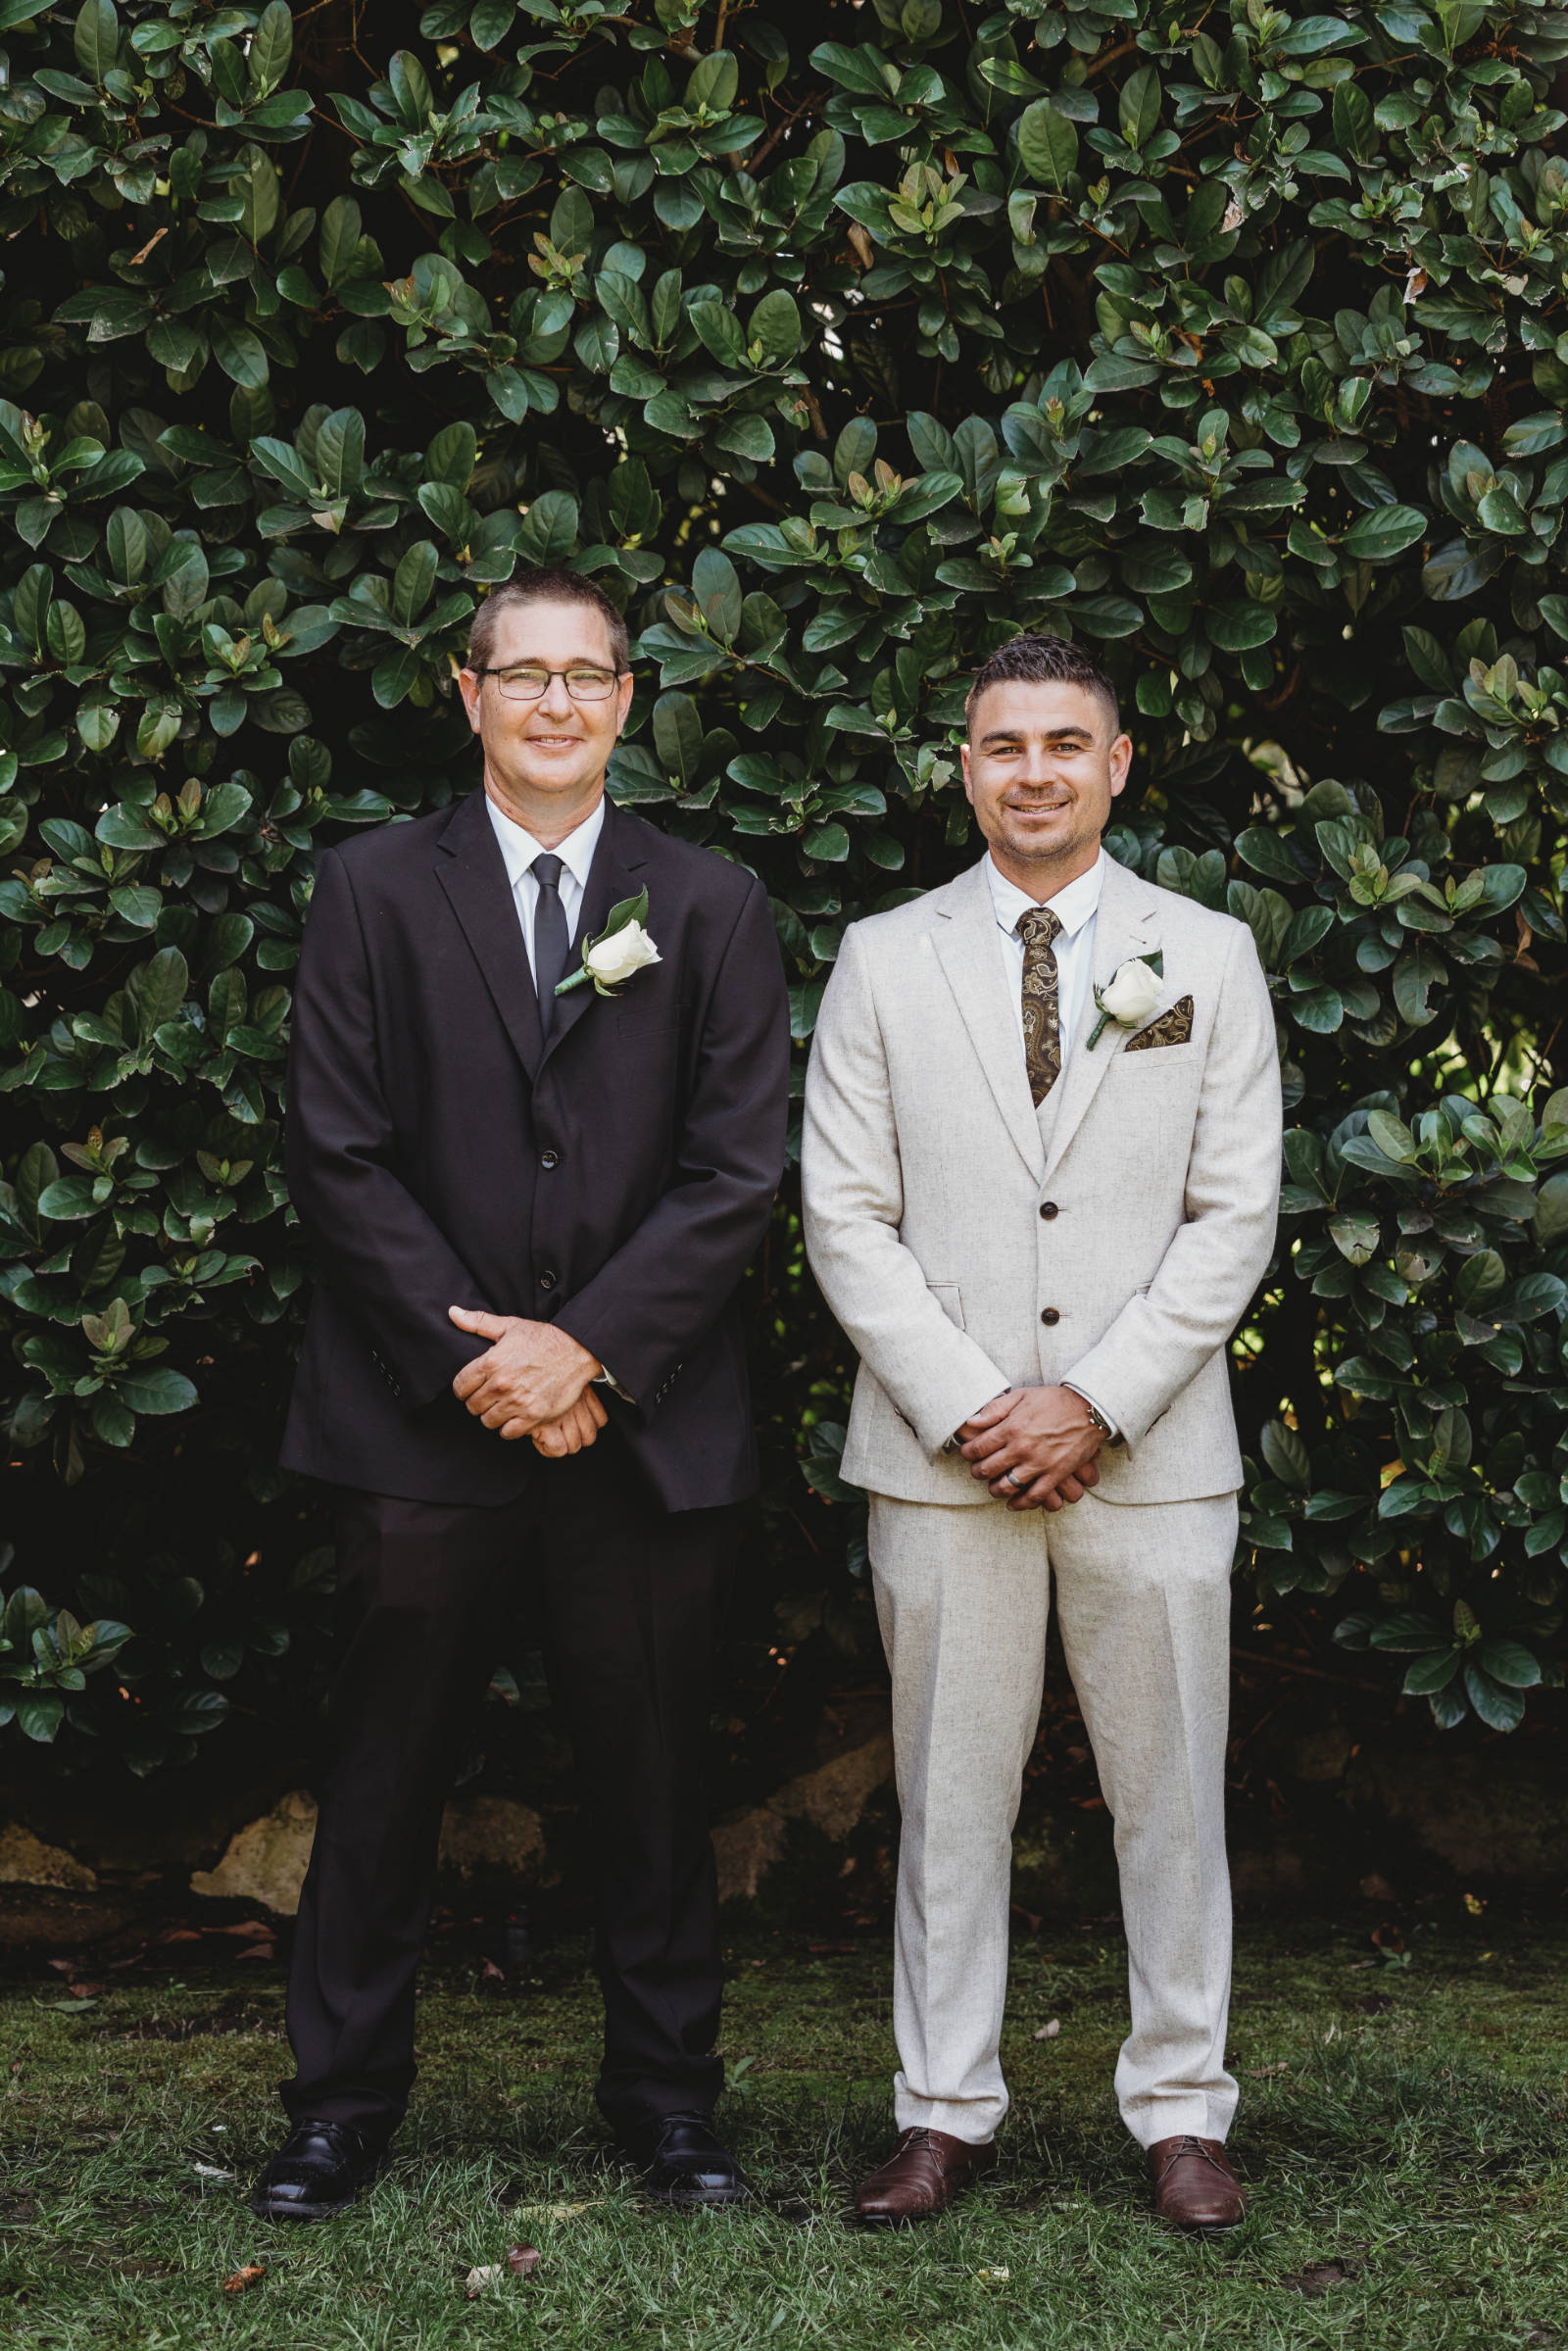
[{"left": 3, "top": 1916, "right": 1566, "bottom": 2348}]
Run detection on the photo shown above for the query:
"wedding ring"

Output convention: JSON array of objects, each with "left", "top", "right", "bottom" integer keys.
[{"left": 1002, "top": 1468, "right": 1023, "bottom": 1493}]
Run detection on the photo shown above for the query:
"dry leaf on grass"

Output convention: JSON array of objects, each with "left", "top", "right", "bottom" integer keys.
[
  {"left": 220, "top": 2263, "right": 266, "bottom": 2294},
  {"left": 508, "top": 2199, "right": 597, "bottom": 2224},
  {"left": 192, "top": 2162, "right": 235, "bottom": 2180},
  {"left": 1033, "top": 2019, "right": 1060, "bottom": 2039},
  {"left": 1282, "top": 2257, "right": 1359, "bottom": 2298},
  {"left": 464, "top": 2246, "right": 541, "bottom": 2295}
]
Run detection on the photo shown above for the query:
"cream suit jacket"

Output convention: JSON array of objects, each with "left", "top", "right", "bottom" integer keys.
[{"left": 802, "top": 850, "right": 1283, "bottom": 1507}]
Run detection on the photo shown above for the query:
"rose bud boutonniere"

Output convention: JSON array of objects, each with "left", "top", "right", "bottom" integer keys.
[
  {"left": 556, "top": 886, "right": 662, "bottom": 1000},
  {"left": 1086, "top": 951, "right": 1163, "bottom": 1049}
]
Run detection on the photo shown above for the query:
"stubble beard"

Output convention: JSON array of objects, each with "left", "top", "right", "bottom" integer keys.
[{"left": 996, "top": 798, "right": 1100, "bottom": 874}]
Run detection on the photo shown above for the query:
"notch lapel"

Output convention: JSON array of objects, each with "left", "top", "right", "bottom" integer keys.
[
  {"left": 538, "top": 798, "right": 650, "bottom": 1069},
  {"left": 434, "top": 789, "right": 544, "bottom": 1080},
  {"left": 931, "top": 857, "right": 1045, "bottom": 1184},
  {"left": 1041, "top": 854, "right": 1162, "bottom": 1183}
]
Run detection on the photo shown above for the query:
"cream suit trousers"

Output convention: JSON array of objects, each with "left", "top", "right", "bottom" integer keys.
[{"left": 869, "top": 1486, "right": 1239, "bottom": 2151}]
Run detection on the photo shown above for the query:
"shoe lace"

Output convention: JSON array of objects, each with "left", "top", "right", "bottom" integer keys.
[{"left": 1157, "top": 2134, "right": 1230, "bottom": 2179}]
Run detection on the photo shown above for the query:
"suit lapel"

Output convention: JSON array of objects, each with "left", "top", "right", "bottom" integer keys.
[
  {"left": 1041, "top": 853, "right": 1162, "bottom": 1182},
  {"left": 931, "top": 857, "right": 1045, "bottom": 1184},
  {"left": 434, "top": 788, "right": 544, "bottom": 1080},
  {"left": 538, "top": 798, "right": 651, "bottom": 1069}
]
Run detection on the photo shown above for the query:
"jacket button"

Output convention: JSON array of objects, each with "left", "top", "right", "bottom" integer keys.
[
  {"left": 1039, "top": 1200, "right": 1058, "bottom": 1220},
  {"left": 540, "top": 1150, "right": 560, "bottom": 1170},
  {"left": 1040, "top": 1306, "right": 1060, "bottom": 1326},
  {"left": 539, "top": 1269, "right": 557, "bottom": 1291}
]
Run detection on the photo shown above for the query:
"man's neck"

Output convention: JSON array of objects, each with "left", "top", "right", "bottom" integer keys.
[
  {"left": 988, "top": 840, "right": 1101, "bottom": 904},
  {"left": 484, "top": 772, "right": 606, "bottom": 852}
]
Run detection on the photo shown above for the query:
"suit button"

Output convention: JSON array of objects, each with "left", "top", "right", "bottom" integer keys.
[
  {"left": 540, "top": 1150, "right": 560, "bottom": 1170},
  {"left": 1039, "top": 1200, "right": 1058, "bottom": 1220},
  {"left": 539, "top": 1269, "right": 557, "bottom": 1291},
  {"left": 1040, "top": 1306, "right": 1060, "bottom": 1326}
]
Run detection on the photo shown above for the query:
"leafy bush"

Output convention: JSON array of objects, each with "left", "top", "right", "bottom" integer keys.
[{"left": 2, "top": 0, "right": 1565, "bottom": 1774}]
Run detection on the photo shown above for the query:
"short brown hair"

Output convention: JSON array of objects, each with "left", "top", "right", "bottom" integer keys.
[
  {"left": 467, "top": 567, "right": 630, "bottom": 674},
  {"left": 965, "top": 632, "right": 1119, "bottom": 734}
]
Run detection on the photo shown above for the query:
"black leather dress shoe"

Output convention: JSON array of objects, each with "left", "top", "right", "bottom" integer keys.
[
  {"left": 622, "top": 2110, "right": 749, "bottom": 2207},
  {"left": 250, "top": 2119, "right": 384, "bottom": 2223}
]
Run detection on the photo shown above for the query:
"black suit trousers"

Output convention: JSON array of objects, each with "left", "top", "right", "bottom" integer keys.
[{"left": 280, "top": 1430, "right": 744, "bottom": 2139}]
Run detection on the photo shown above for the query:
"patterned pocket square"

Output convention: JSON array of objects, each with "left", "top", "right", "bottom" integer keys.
[{"left": 1124, "top": 995, "right": 1195, "bottom": 1053}]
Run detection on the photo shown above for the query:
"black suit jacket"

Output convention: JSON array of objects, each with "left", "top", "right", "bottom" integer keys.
[{"left": 278, "top": 791, "right": 790, "bottom": 1511}]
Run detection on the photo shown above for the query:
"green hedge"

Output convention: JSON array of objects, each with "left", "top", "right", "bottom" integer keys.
[{"left": 2, "top": 0, "right": 1566, "bottom": 1770}]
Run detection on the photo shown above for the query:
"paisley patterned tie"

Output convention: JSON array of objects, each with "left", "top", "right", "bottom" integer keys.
[{"left": 1016, "top": 905, "right": 1064, "bottom": 1107}]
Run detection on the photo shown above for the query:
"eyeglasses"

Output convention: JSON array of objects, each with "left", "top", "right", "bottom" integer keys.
[{"left": 474, "top": 665, "right": 624, "bottom": 702}]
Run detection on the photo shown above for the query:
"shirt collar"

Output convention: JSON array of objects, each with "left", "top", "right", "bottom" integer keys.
[
  {"left": 485, "top": 790, "right": 607, "bottom": 894},
  {"left": 986, "top": 848, "right": 1105, "bottom": 942}
]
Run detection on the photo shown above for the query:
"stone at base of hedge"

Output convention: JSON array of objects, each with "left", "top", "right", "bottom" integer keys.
[
  {"left": 0, "top": 1885, "right": 136, "bottom": 1950},
  {"left": 188, "top": 1788, "right": 549, "bottom": 1916}
]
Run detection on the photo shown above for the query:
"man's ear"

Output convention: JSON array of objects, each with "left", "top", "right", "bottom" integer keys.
[
  {"left": 960, "top": 738, "right": 975, "bottom": 803},
  {"left": 1108, "top": 731, "right": 1133, "bottom": 798},
  {"left": 458, "top": 668, "right": 483, "bottom": 734}
]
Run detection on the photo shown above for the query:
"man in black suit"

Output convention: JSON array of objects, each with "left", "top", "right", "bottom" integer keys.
[{"left": 252, "top": 569, "right": 790, "bottom": 2220}]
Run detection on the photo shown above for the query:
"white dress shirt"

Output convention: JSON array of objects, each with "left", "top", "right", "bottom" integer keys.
[
  {"left": 485, "top": 789, "right": 606, "bottom": 980},
  {"left": 977, "top": 845, "right": 1119, "bottom": 1445},
  {"left": 483, "top": 789, "right": 629, "bottom": 1400},
  {"left": 984, "top": 847, "right": 1105, "bottom": 1054}
]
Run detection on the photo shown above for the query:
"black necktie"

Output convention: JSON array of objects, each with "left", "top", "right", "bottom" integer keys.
[{"left": 530, "top": 853, "right": 569, "bottom": 1036}]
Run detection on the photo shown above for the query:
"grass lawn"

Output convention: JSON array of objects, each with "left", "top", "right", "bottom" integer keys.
[{"left": 2, "top": 1912, "right": 1565, "bottom": 2348}]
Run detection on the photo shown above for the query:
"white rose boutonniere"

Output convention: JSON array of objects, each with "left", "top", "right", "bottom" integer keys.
[
  {"left": 556, "top": 887, "right": 662, "bottom": 1000},
  {"left": 1087, "top": 951, "right": 1163, "bottom": 1050}
]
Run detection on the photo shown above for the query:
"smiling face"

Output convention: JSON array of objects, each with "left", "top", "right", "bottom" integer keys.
[
  {"left": 458, "top": 595, "right": 634, "bottom": 843},
  {"left": 960, "top": 677, "right": 1132, "bottom": 897}
]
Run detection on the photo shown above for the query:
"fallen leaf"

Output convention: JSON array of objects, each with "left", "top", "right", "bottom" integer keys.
[
  {"left": 464, "top": 2265, "right": 504, "bottom": 2298},
  {"left": 206, "top": 1920, "right": 276, "bottom": 1939},
  {"left": 1248, "top": 2061, "right": 1290, "bottom": 2078},
  {"left": 193, "top": 2162, "right": 236, "bottom": 2180},
  {"left": 975, "top": 2265, "right": 1010, "bottom": 2281},
  {"left": 1033, "top": 2019, "right": 1060, "bottom": 2039},
  {"left": 1282, "top": 2257, "right": 1358, "bottom": 2298},
  {"left": 508, "top": 2199, "right": 598, "bottom": 2223},
  {"left": 68, "top": 1982, "right": 107, "bottom": 1998},
  {"left": 235, "top": 1945, "right": 275, "bottom": 1962},
  {"left": 38, "top": 1997, "right": 97, "bottom": 2013},
  {"left": 220, "top": 2263, "right": 266, "bottom": 2294},
  {"left": 507, "top": 2244, "right": 541, "bottom": 2278}
]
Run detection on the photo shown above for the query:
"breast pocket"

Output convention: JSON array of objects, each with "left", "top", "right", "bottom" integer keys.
[
  {"left": 926, "top": 1283, "right": 966, "bottom": 1330},
  {"left": 1111, "top": 1040, "right": 1198, "bottom": 1073}
]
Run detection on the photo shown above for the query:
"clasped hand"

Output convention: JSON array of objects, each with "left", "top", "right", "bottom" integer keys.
[
  {"left": 957, "top": 1384, "right": 1102, "bottom": 1512},
  {"left": 447, "top": 1306, "right": 605, "bottom": 1455}
]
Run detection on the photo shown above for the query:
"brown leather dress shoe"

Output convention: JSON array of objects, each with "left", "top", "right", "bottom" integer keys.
[
  {"left": 855, "top": 2126, "right": 994, "bottom": 2225},
  {"left": 1148, "top": 2134, "right": 1247, "bottom": 2231}
]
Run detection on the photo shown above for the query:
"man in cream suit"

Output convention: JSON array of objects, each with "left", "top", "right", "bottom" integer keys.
[{"left": 802, "top": 634, "right": 1281, "bottom": 2230}]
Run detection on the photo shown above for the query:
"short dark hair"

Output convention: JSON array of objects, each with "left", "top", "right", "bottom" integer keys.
[
  {"left": 964, "top": 632, "right": 1119, "bottom": 735},
  {"left": 467, "top": 567, "right": 629, "bottom": 674}
]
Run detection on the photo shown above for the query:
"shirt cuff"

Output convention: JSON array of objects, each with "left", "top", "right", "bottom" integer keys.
[
  {"left": 593, "top": 1365, "right": 636, "bottom": 1404},
  {"left": 1063, "top": 1382, "right": 1122, "bottom": 1445},
  {"left": 943, "top": 1389, "right": 1013, "bottom": 1452}
]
